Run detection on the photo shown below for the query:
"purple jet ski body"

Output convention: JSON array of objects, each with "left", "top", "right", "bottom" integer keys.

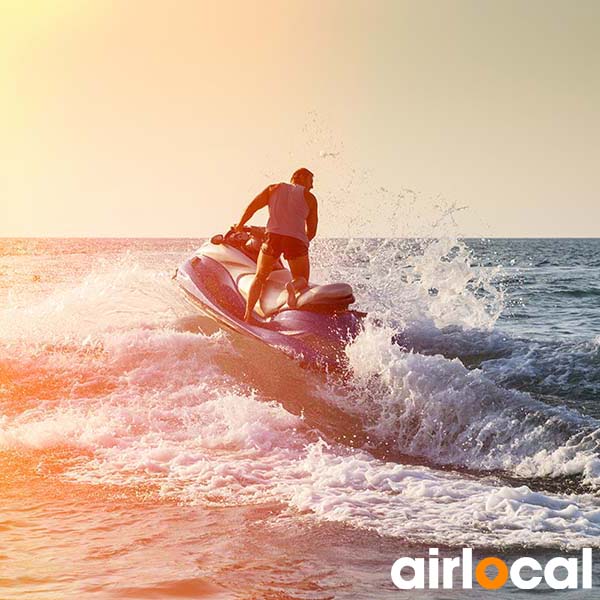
[{"left": 175, "top": 227, "right": 364, "bottom": 367}]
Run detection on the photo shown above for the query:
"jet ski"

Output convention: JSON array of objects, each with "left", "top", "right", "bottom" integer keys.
[{"left": 174, "top": 226, "right": 365, "bottom": 367}]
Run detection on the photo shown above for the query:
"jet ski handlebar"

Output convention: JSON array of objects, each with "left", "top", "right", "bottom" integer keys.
[
  {"left": 210, "top": 226, "right": 266, "bottom": 246},
  {"left": 232, "top": 225, "right": 265, "bottom": 237}
]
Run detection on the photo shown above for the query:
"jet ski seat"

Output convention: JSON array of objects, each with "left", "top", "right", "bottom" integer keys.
[
  {"left": 200, "top": 241, "right": 355, "bottom": 318},
  {"left": 237, "top": 270, "right": 354, "bottom": 318}
]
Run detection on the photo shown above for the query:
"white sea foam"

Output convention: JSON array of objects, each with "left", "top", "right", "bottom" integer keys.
[
  {"left": 2, "top": 240, "right": 600, "bottom": 550},
  {"left": 342, "top": 322, "right": 600, "bottom": 485},
  {"left": 285, "top": 442, "right": 600, "bottom": 549},
  {"left": 0, "top": 321, "right": 599, "bottom": 549},
  {"left": 0, "top": 262, "right": 189, "bottom": 343},
  {"left": 313, "top": 236, "right": 503, "bottom": 333}
]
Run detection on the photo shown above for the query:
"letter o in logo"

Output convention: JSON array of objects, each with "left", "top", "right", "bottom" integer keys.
[{"left": 475, "top": 557, "right": 509, "bottom": 590}]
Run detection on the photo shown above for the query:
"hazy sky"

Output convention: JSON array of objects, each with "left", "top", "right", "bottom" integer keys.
[{"left": 2, "top": 0, "right": 599, "bottom": 237}]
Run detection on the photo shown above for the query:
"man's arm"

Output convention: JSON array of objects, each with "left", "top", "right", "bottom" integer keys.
[
  {"left": 234, "top": 185, "right": 276, "bottom": 230},
  {"left": 305, "top": 191, "right": 318, "bottom": 241}
]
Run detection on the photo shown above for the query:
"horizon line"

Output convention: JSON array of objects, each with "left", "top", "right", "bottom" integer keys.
[{"left": 2, "top": 235, "right": 600, "bottom": 241}]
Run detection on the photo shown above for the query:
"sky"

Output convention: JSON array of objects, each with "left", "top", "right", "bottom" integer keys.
[{"left": 1, "top": 0, "right": 599, "bottom": 237}]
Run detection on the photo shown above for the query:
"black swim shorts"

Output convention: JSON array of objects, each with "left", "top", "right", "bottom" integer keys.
[{"left": 261, "top": 232, "right": 308, "bottom": 260}]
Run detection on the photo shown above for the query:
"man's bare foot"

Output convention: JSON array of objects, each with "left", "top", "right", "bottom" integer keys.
[
  {"left": 243, "top": 313, "right": 260, "bottom": 325},
  {"left": 286, "top": 281, "right": 297, "bottom": 308}
]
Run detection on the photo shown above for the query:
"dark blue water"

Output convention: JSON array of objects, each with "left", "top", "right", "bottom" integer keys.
[{"left": 469, "top": 239, "right": 600, "bottom": 415}]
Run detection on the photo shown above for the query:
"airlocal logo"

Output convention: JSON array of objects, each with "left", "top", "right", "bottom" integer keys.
[{"left": 391, "top": 548, "right": 593, "bottom": 590}]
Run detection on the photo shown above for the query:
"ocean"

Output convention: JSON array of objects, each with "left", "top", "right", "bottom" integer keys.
[{"left": 1, "top": 237, "right": 600, "bottom": 599}]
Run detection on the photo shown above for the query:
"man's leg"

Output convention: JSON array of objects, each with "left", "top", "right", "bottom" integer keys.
[
  {"left": 285, "top": 254, "right": 310, "bottom": 308},
  {"left": 244, "top": 249, "right": 275, "bottom": 322}
]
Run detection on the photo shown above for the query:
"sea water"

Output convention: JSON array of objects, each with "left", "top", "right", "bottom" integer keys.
[{"left": 1, "top": 237, "right": 600, "bottom": 599}]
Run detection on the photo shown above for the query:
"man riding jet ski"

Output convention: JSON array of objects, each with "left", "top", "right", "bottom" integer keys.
[
  {"left": 175, "top": 168, "right": 364, "bottom": 366},
  {"left": 235, "top": 167, "right": 318, "bottom": 323}
]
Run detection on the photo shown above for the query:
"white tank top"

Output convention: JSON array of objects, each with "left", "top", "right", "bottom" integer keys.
[{"left": 266, "top": 183, "right": 309, "bottom": 245}]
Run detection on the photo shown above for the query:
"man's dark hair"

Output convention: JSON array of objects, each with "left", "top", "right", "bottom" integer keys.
[{"left": 290, "top": 167, "right": 314, "bottom": 183}]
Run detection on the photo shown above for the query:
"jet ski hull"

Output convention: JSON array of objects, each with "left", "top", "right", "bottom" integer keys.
[{"left": 175, "top": 243, "right": 364, "bottom": 368}]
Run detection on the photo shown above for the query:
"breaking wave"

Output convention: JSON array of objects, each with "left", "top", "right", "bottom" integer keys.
[{"left": 1, "top": 238, "right": 600, "bottom": 549}]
